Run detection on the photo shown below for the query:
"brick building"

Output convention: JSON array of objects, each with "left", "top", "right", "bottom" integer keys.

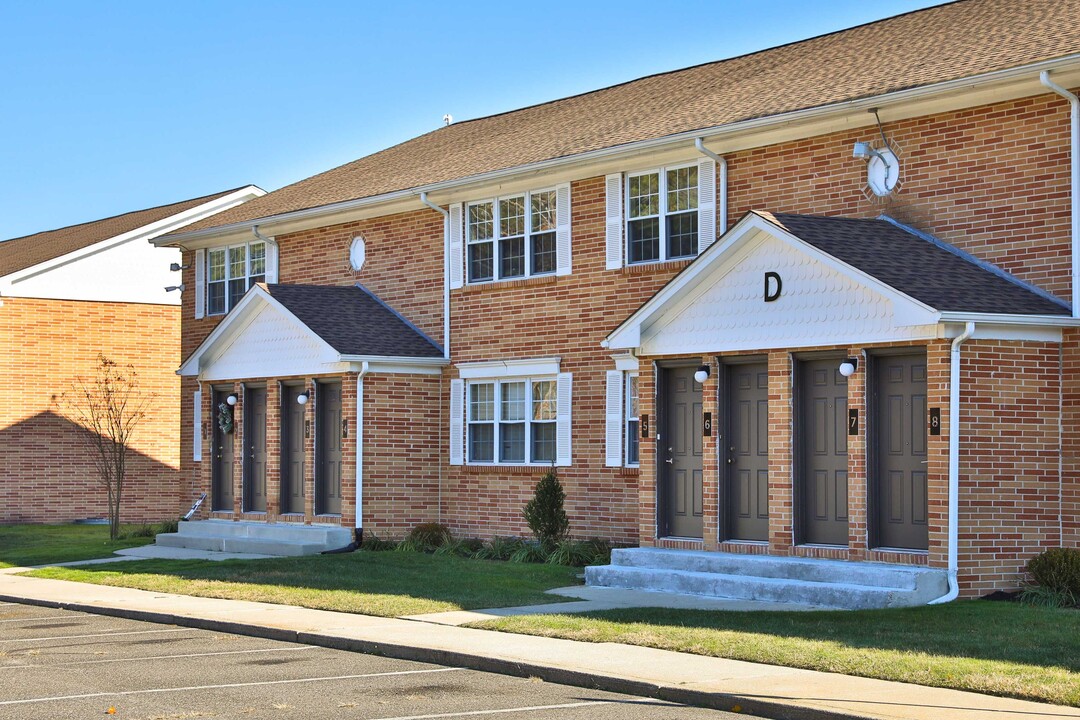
[
  {"left": 0, "top": 187, "right": 264, "bottom": 524},
  {"left": 158, "top": 0, "right": 1080, "bottom": 600}
]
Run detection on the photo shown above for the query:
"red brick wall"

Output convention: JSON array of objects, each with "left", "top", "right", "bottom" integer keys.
[
  {"left": 958, "top": 340, "right": 1063, "bottom": 596},
  {"left": 1063, "top": 328, "right": 1080, "bottom": 550},
  {"left": 0, "top": 297, "right": 181, "bottom": 524}
]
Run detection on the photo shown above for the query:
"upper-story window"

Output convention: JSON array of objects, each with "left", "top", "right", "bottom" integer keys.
[
  {"left": 467, "top": 189, "right": 558, "bottom": 283},
  {"left": 207, "top": 241, "right": 265, "bottom": 315},
  {"left": 627, "top": 164, "right": 698, "bottom": 264}
]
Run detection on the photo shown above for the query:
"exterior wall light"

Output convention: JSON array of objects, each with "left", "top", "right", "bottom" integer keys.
[
  {"left": 297, "top": 389, "right": 310, "bottom": 405},
  {"left": 839, "top": 358, "right": 859, "bottom": 377},
  {"left": 694, "top": 364, "right": 711, "bottom": 384},
  {"left": 164, "top": 284, "right": 186, "bottom": 292},
  {"left": 226, "top": 393, "right": 238, "bottom": 406},
  {"left": 169, "top": 262, "right": 190, "bottom": 272}
]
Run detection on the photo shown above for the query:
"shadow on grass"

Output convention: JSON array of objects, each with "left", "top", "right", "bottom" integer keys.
[
  {"left": 27, "top": 550, "right": 582, "bottom": 612},
  {"left": 556, "top": 601, "right": 1080, "bottom": 672}
]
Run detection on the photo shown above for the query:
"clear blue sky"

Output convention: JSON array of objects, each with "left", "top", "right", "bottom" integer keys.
[{"left": 0, "top": 0, "right": 944, "bottom": 241}]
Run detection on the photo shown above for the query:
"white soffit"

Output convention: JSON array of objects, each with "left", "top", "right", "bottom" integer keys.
[
  {"left": 457, "top": 357, "right": 561, "bottom": 379},
  {"left": 612, "top": 215, "right": 940, "bottom": 356}
]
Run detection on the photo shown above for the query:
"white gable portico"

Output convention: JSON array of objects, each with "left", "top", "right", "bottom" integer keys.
[{"left": 605, "top": 212, "right": 941, "bottom": 356}]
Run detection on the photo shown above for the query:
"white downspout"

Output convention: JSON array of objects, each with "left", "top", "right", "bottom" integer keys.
[
  {"left": 419, "top": 192, "right": 451, "bottom": 359},
  {"left": 694, "top": 138, "right": 728, "bottom": 232},
  {"left": 1040, "top": 71, "right": 1079, "bottom": 317},
  {"left": 355, "top": 361, "right": 370, "bottom": 531},
  {"left": 929, "top": 321, "right": 975, "bottom": 604}
]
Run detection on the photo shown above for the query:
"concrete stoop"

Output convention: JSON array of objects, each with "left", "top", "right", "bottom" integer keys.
[
  {"left": 585, "top": 547, "right": 949, "bottom": 609},
  {"left": 154, "top": 520, "right": 353, "bottom": 557}
]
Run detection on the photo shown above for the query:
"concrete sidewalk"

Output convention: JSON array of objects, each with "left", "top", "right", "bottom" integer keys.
[{"left": 0, "top": 570, "right": 1076, "bottom": 720}]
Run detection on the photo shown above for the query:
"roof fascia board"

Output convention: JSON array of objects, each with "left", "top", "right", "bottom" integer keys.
[
  {"left": 938, "top": 311, "right": 1080, "bottom": 326},
  {"left": 5, "top": 186, "right": 265, "bottom": 284},
  {"left": 340, "top": 354, "right": 449, "bottom": 367},
  {"left": 351, "top": 360, "right": 446, "bottom": 375},
  {"left": 161, "top": 56, "right": 1080, "bottom": 246}
]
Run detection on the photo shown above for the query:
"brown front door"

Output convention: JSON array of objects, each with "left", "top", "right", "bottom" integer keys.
[
  {"left": 660, "top": 366, "right": 703, "bottom": 539},
  {"left": 243, "top": 387, "right": 267, "bottom": 513},
  {"left": 211, "top": 389, "right": 234, "bottom": 512},
  {"left": 316, "top": 381, "right": 343, "bottom": 516},
  {"left": 798, "top": 358, "right": 848, "bottom": 546},
  {"left": 280, "top": 385, "right": 306, "bottom": 515},
  {"left": 872, "top": 352, "right": 929, "bottom": 550},
  {"left": 723, "top": 361, "right": 769, "bottom": 542}
]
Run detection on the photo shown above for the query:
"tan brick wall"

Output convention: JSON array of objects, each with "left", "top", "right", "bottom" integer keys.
[
  {"left": 0, "top": 297, "right": 182, "bottom": 524},
  {"left": 1063, "top": 328, "right": 1080, "bottom": 549}
]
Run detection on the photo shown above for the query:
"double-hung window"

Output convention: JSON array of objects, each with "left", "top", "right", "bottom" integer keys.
[
  {"left": 626, "top": 164, "right": 699, "bottom": 264},
  {"left": 467, "top": 189, "right": 558, "bottom": 283},
  {"left": 467, "top": 378, "right": 557, "bottom": 464},
  {"left": 206, "top": 241, "right": 266, "bottom": 315}
]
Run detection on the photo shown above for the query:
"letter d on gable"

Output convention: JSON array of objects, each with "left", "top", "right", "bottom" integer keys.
[{"left": 764, "top": 271, "right": 782, "bottom": 302}]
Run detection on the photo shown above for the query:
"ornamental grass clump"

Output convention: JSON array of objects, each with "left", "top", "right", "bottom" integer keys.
[{"left": 522, "top": 468, "right": 569, "bottom": 552}]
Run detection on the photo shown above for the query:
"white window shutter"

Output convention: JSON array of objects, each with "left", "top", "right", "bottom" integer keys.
[
  {"left": 192, "top": 390, "right": 202, "bottom": 461},
  {"left": 604, "top": 371, "right": 624, "bottom": 467},
  {"left": 194, "top": 248, "right": 205, "bottom": 319},
  {"left": 604, "top": 174, "right": 623, "bottom": 270},
  {"left": 555, "top": 183, "right": 572, "bottom": 276},
  {"left": 697, "top": 158, "right": 717, "bottom": 255},
  {"left": 556, "top": 372, "right": 573, "bottom": 467},
  {"left": 449, "top": 378, "right": 464, "bottom": 465},
  {"left": 264, "top": 241, "right": 279, "bottom": 283},
  {"left": 448, "top": 203, "right": 464, "bottom": 290}
]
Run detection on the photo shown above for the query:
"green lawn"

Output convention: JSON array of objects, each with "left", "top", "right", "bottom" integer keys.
[
  {"left": 26, "top": 550, "right": 581, "bottom": 617},
  {"left": 473, "top": 603, "right": 1080, "bottom": 706},
  {"left": 0, "top": 524, "right": 156, "bottom": 568}
]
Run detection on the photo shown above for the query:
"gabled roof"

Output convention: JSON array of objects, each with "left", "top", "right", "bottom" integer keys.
[
  {"left": 179, "top": 283, "right": 445, "bottom": 379},
  {"left": 757, "top": 212, "right": 1070, "bottom": 316},
  {"left": 176, "top": 0, "right": 1080, "bottom": 235},
  {"left": 606, "top": 211, "right": 1074, "bottom": 352},
  {"left": 265, "top": 284, "right": 444, "bottom": 359},
  {"left": 0, "top": 188, "right": 250, "bottom": 277}
]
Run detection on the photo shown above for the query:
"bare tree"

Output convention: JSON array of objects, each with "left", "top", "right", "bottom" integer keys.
[{"left": 59, "top": 354, "right": 154, "bottom": 540}]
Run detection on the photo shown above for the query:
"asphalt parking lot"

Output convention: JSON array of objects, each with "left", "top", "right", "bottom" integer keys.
[{"left": 0, "top": 602, "right": 763, "bottom": 720}]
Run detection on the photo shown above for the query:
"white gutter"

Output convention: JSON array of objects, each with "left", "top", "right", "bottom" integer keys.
[
  {"left": 1040, "top": 71, "right": 1080, "bottom": 317},
  {"left": 160, "top": 56, "right": 1080, "bottom": 246},
  {"left": 419, "top": 192, "right": 451, "bottom": 361},
  {"left": 338, "top": 354, "right": 448, "bottom": 366},
  {"left": 937, "top": 311, "right": 1080, "bottom": 327},
  {"left": 355, "top": 362, "right": 369, "bottom": 530},
  {"left": 929, "top": 320, "right": 975, "bottom": 605},
  {"left": 694, "top": 138, "right": 728, "bottom": 232}
]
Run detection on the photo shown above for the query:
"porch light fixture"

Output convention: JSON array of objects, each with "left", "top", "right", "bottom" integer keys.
[
  {"left": 226, "top": 393, "right": 238, "bottom": 406},
  {"left": 839, "top": 357, "right": 859, "bottom": 377},
  {"left": 169, "top": 262, "right": 190, "bottom": 272},
  {"left": 297, "top": 389, "right": 310, "bottom": 405},
  {"left": 694, "top": 364, "right": 711, "bottom": 384}
]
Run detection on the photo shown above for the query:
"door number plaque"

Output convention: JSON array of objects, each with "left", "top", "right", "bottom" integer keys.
[
  {"left": 640, "top": 414, "right": 650, "bottom": 438},
  {"left": 848, "top": 408, "right": 859, "bottom": 436},
  {"left": 929, "top": 407, "right": 941, "bottom": 435},
  {"left": 703, "top": 412, "right": 712, "bottom": 437}
]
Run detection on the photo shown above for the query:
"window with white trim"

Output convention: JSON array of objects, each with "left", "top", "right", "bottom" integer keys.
[
  {"left": 625, "top": 374, "right": 639, "bottom": 466},
  {"left": 206, "top": 241, "right": 265, "bottom": 315},
  {"left": 467, "top": 189, "right": 558, "bottom": 283},
  {"left": 627, "top": 164, "right": 698, "bottom": 264},
  {"left": 467, "top": 377, "right": 558, "bottom": 464}
]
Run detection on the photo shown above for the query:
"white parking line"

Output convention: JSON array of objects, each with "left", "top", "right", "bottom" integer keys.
[
  {"left": 0, "top": 644, "right": 319, "bottom": 669},
  {"left": 370, "top": 699, "right": 653, "bottom": 719},
  {"left": 0, "top": 667, "right": 465, "bottom": 706},
  {"left": 0, "top": 628, "right": 194, "bottom": 644},
  {"left": 0, "top": 615, "right": 73, "bottom": 623}
]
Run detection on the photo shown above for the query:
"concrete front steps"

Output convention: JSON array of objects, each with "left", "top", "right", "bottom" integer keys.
[
  {"left": 153, "top": 520, "right": 353, "bottom": 557},
  {"left": 585, "top": 547, "right": 949, "bottom": 610}
]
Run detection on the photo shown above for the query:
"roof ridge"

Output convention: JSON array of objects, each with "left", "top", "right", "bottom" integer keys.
[{"left": 876, "top": 214, "right": 1071, "bottom": 310}]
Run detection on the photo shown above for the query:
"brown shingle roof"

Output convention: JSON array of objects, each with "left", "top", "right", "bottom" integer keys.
[
  {"left": 266, "top": 283, "right": 444, "bottom": 358},
  {"left": 759, "top": 212, "right": 1071, "bottom": 315},
  {"left": 0, "top": 188, "right": 246, "bottom": 277},
  {"left": 180, "top": 0, "right": 1080, "bottom": 234}
]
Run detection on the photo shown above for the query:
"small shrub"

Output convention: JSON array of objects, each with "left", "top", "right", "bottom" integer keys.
[
  {"left": 157, "top": 519, "right": 179, "bottom": 535},
  {"left": 395, "top": 536, "right": 423, "bottom": 552},
  {"left": 433, "top": 538, "right": 483, "bottom": 557},
  {"left": 547, "top": 539, "right": 594, "bottom": 567},
  {"left": 583, "top": 538, "right": 613, "bottom": 566},
  {"left": 475, "top": 536, "right": 524, "bottom": 561},
  {"left": 1027, "top": 547, "right": 1080, "bottom": 598},
  {"left": 1019, "top": 583, "right": 1078, "bottom": 609},
  {"left": 405, "top": 522, "right": 453, "bottom": 552},
  {"left": 510, "top": 542, "right": 549, "bottom": 564},
  {"left": 522, "top": 468, "right": 569, "bottom": 552},
  {"left": 361, "top": 533, "right": 397, "bottom": 552}
]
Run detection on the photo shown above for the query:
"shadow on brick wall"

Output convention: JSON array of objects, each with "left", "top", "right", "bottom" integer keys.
[{"left": 0, "top": 411, "right": 182, "bottom": 524}]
